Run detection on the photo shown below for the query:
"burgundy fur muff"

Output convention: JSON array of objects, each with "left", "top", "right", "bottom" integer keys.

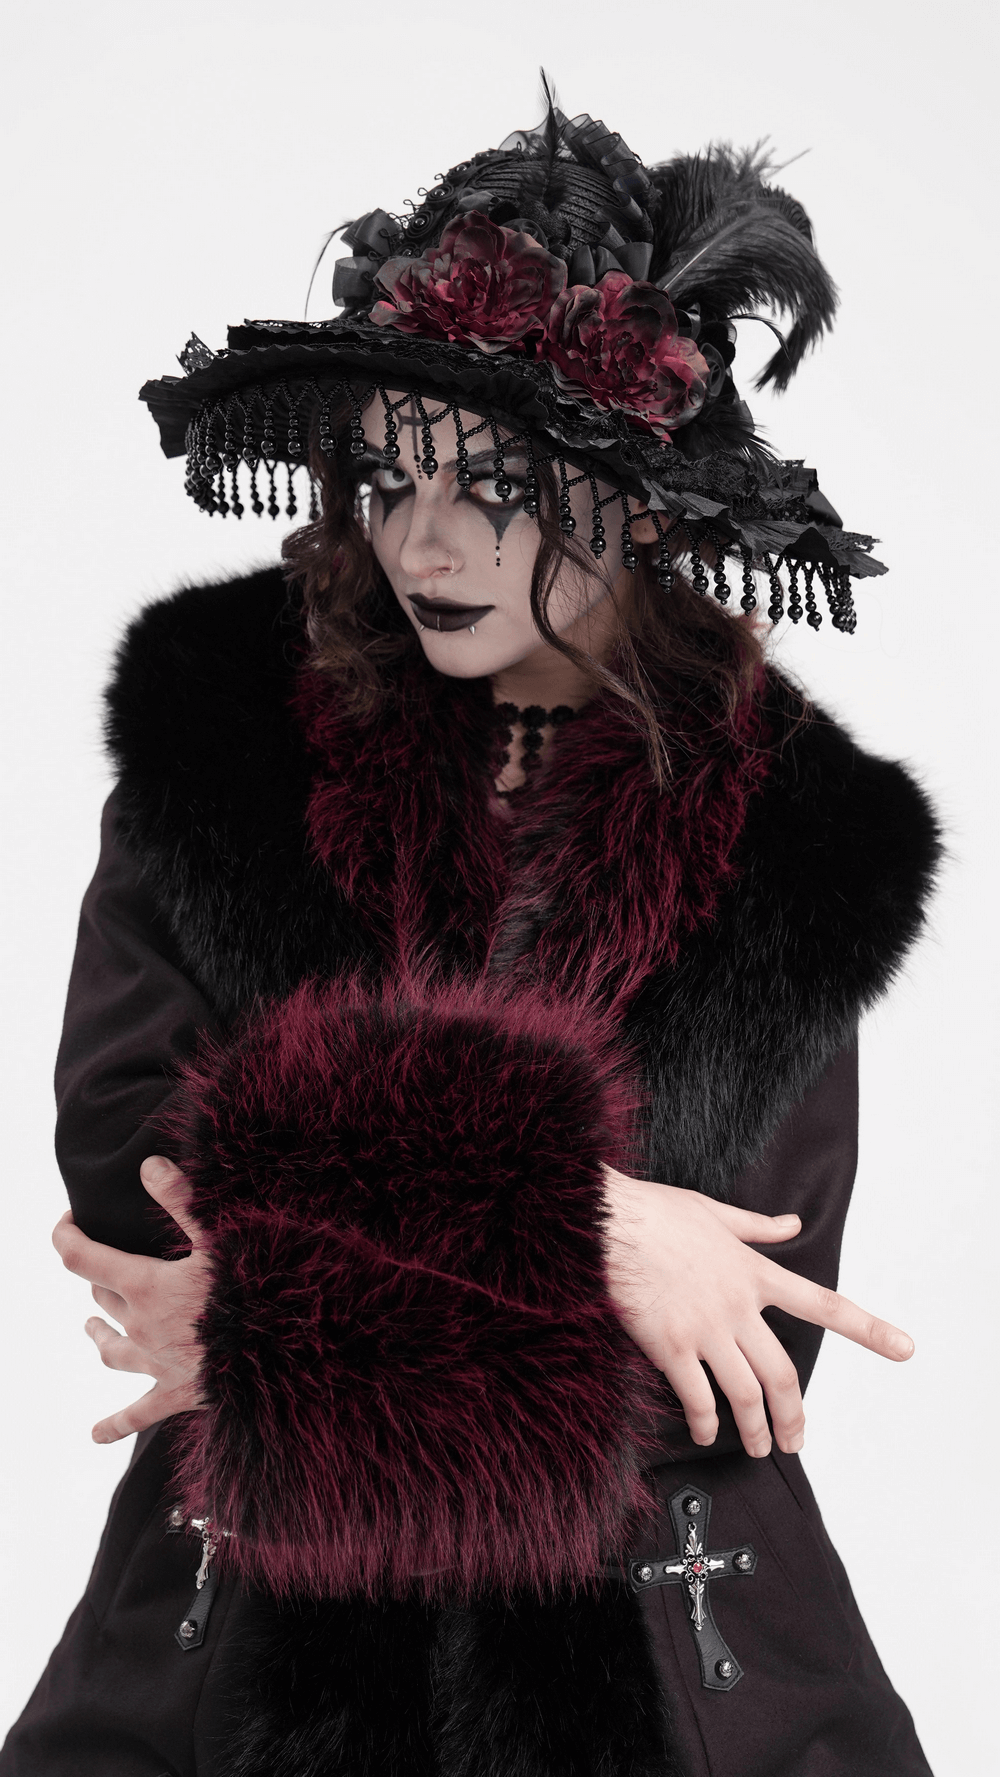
[{"left": 164, "top": 975, "right": 663, "bottom": 1599}]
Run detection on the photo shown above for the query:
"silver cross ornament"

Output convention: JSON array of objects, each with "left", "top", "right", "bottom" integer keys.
[
  {"left": 173, "top": 1514, "right": 228, "bottom": 1652},
  {"left": 628, "top": 1485, "right": 757, "bottom": 1691}
]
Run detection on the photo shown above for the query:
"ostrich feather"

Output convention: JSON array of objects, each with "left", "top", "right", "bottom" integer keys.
[{"left": 649, "top": 147, "right": 837, "bottom": 391}]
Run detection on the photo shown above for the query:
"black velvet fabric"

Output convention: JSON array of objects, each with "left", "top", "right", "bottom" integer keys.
[{"left": 54, "top": 797, "right": 218, "bottom": 1256}]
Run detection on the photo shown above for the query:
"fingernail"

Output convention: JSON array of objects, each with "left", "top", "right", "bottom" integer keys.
[
  {"left": 140, "top": 1157, "right": 169, "bottom": 1182},
  {"left": 892, "top": 1334, "right": 914, "bottom": 1359}
]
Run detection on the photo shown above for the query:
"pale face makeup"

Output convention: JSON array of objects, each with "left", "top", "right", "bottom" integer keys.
[{"left": 359, "top": 396, "right": 629, "bottom": 686}]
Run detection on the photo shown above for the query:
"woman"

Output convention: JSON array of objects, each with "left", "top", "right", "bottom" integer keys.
[{"left": 3, "top": 99, "right": 938, "bottom": 1776}]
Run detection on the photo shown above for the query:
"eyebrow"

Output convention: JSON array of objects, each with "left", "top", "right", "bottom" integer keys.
[
  {"left": 360, "top": 443, "right": 528, "bottom": 475},
  {"left": 442, "top": 447, "right": 528, "bottom": 474}
]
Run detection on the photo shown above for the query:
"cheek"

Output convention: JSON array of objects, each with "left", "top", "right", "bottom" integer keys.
[
  {"left": 490, "top": 512, "right": 539, "bottom": 583},
  {"left": 367, "top": 500, "right": 399, "bottom": 577},
  {"left": 543, "top": 544, "right": 622, "bottom": 635}
]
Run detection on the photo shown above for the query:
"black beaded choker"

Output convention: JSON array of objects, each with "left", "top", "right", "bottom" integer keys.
[{"left": 494, "top": 701, "right": 577, "bottom": 781}]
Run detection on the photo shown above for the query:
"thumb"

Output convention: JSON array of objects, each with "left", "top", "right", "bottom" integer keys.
[
  {"left": 140, "top": 1155, "right": 200, "bottom": 1245},
  {"left": 707, "top": 1201, "right": 802, "bottom": 1245}
]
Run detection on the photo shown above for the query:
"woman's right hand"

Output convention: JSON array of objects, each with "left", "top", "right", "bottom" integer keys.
[
  {"left": 602, "top": 1166, "right": 914, "bottom": 1459},
  {"left": 52, "top": 1156, "right": 209, "bottom": 1445}
]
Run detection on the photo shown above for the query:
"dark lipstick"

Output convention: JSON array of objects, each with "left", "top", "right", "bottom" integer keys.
[{"left": 407, "top": 594, "right": 495, "bottom": 632}]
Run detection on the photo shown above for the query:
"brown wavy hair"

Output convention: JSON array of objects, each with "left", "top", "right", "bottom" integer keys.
[{"left": 282, "top": 397, "right": 769, "bottom": 785}]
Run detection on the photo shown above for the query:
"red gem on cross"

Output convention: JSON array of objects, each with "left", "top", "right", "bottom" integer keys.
[{"left": 691, "top": 1561, "right": 704, "bottom": 1574}]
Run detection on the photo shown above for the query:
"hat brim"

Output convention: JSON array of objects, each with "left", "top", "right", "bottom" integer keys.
[{"left": 139, "top": 316, "right": 884, "bottom": 585}]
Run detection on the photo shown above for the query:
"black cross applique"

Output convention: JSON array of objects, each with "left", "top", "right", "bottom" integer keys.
[{"left": 628, "top": 1485, "right": 757, "bottom": 1691}]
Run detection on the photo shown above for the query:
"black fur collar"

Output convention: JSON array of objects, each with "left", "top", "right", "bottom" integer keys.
[{"left": 105, "top": 565, "right": 940, "bottom": 1194}]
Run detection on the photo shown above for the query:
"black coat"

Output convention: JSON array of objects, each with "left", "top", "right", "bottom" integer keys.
[{"left": 3, "top": 568, "right": 940, "bottom": 1777}]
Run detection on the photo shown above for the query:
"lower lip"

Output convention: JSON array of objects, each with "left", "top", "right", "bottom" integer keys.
[{"left": 409, "top": 601, "right": 495, "bottom": 633}]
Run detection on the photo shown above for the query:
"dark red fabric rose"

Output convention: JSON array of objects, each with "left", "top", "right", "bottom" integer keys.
[
  {"left": 544, "top": 272, "right": 710, "bottom": 442},
  {"left": 370, "top": 211, "right": 567, "bottom": 355}
]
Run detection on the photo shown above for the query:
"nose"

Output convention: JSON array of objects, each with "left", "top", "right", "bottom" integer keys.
[{"left": 395, "top": 493, "right": 461, "bottom": 580}]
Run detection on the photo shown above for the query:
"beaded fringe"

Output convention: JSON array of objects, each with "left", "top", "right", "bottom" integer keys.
[{"left": 183, "top": 378, "right": 857, "bottom": 633}]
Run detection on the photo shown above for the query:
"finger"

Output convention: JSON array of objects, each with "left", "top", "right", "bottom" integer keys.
[
  {"left": 735, "top": 1322, "right": 806, "bottom": 1454},
  {"left": 705, "top": 1346, "right": 772, "bottom": 1458},
  {"left": 85, "top": 1317, "right": 155, "bottom": 1377},
  {"left": 706, "top": 1202, "right": 802, "bottom": 1246},
  {"left": 92, "top": 1382, "right": 165, "bottom": 1444},
  {"left": 91, "top": 1283, "right": 128, "bottom": 1323},
  {"left": 761, "top": 1264, "right": 915, "bottom": 1361},
  {"left": 140, "top": 1157, "right": 202, "bottom": 1247},
  {"left": 52, "top": 1217, "right": 148, "bottom": 1300},
  {"left": 92, "top": 1380, "right": 204, "bottom": 1445},
  {"left": 660, "top": 1355, "right": 719, "bottom": 1448}
]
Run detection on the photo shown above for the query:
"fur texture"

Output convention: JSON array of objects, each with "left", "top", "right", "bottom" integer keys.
[
  {"left": 216, "top": 1584, "right": 675, "bottom": 1777},
  {"left": 104, "top": 567, "right": 371, "bottom": 1019},
  {"left": 293, "top": 639, "right": 770, "bottom": 1010},
  {"left": 627, "top": 693, "right": 943, "bottom": 1194},
  {"left": 217, "top": 1595, "right": 439, "bottom": 1777},
  {"left": 165, "top": 979, "right": 659, "bottom": 1598}
]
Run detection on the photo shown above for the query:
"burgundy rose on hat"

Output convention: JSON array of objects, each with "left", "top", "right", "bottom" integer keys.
[
  {"left": 543, "top": 272, "right": 710, "bottom": 442},
  {"left": 369, "top": 210, "right": 567, "bottom": 354}
]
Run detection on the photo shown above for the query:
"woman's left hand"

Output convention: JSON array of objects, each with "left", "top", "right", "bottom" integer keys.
[{"left": 52, "top": 1156, "right": 210, "bottom": 1444}]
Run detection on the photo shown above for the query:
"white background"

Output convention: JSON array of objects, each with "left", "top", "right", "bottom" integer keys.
[{"left": 2, "top": 2, "right": 997, "bottom": 1770}]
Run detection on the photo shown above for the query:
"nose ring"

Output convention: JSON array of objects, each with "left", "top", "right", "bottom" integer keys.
[{"left": 447, "top": 552, "right": 456, "bottom": 576}]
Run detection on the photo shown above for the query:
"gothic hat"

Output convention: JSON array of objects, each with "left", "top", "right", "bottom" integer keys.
[{"left": 139, "top": 96, "right": 884, "bottom": 631}]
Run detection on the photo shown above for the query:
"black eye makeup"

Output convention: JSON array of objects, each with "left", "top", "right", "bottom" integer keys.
[
  {"left": 354, "top": 452, "right": 414, "bottom": 518},
  {"left": 356, "top": 442, "right": 531, "bottom": 540}
]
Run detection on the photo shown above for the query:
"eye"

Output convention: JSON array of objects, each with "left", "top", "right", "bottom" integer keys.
[
  {"left": 469, "top": 474, "right": 525, "bottom": 507},
  {"left": 373, "top": 465, "right": 413, "bottom": 494}
]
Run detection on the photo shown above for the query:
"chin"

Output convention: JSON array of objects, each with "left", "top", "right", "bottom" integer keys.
[{"left": 416, "top": 629, "right": 529, "bottom": 680}]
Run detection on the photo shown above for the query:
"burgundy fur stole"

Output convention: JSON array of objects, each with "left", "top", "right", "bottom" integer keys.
[{"left": 294, "top": 647, "right": 771, "bottom": 1014}]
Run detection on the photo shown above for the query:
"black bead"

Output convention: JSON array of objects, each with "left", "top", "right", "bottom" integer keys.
[
  {"left": 740, "top": 548, "right": 757, "bottom": 614},
  {"left": 787, "top": 563, "right": 803, "bottom": 622}
]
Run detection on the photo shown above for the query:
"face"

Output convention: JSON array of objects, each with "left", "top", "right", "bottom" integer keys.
[{"left": 359, "top": 396, "right": 628, "bottom": 680}]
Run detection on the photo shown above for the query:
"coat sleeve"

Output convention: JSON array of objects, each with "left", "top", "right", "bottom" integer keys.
[
  {"left": 55, "top": 793, "right": 219, "bottom": 1256},
  {"left": 648, "top": 1039, "right": 860, "bottom": 1464}
]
